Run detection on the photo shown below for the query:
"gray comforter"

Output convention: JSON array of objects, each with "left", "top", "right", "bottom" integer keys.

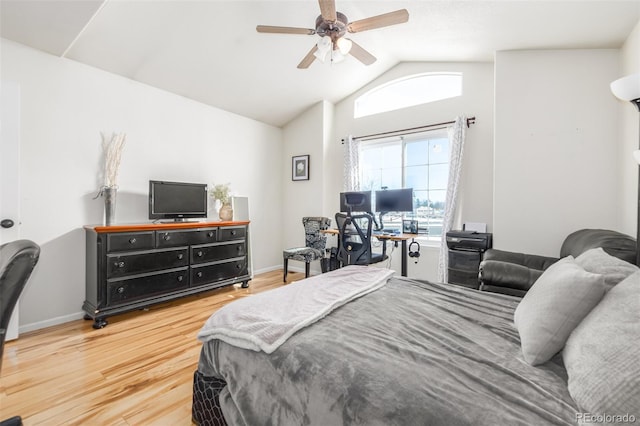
[{"left": 197, "top": 276, "right": 578, "bottom": 425}]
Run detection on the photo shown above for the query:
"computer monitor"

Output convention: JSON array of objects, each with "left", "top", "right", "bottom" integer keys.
[
  {"left": 339, "top": 191, "right": 372, "bottom": 213},
  {"left": 375, "top": 188, "right": 414, "bottom": 213}
]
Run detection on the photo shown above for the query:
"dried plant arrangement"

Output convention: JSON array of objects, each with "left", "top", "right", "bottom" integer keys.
[
  {"left": 210, "top": 183, "right": 231, "bottom": 205},
  {"left": 101, "top": 132, "right": 126, "bottom": 188}
]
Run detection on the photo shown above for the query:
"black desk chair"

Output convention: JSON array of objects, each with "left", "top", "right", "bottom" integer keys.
[
  {"left": 0, "top": 239, "right": 41, "bottom": 426},
  {"left": 335, "top": 213, "right": 387, "bottom": 266}
]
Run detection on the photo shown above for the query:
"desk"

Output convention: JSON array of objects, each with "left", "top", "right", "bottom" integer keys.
[{"left": 322, "top": 229, "right": 418, "bottom": 277}]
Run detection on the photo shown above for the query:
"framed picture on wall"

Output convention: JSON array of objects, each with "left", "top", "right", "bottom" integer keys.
[{"left": 292, "top": 155, "right": 310, "bottom": 181}]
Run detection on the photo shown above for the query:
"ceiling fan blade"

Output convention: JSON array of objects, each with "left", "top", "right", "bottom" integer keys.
[
  {"left": 318, "top": 0, "right": 337, "bottom": 22},
  {"left": 256, "top": 25, "right": 315, "bottom": 35},
  {"left": 298, "top": 45, "right": 319, "bottom": 69},
  {"left": 347, "top": 9, "right": 409, "bottom": 33},
  {"left": 348, "top": 40, "right": 376, "bottom": 65}
]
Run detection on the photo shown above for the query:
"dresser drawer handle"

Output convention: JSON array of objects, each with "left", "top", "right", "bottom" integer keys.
[
  {"left": 115, "top": 261, "right": 125, "bottom": 268},
  {"left": 197, "top": 272, "right": 203, "bottom": 278},
  {"left": 177, "top": 253, "right": 184, "bottom": 260},
  {"left": 177, "top": 275, "right": 184, "bottom": 282},
  {"left": 197, "top": 251, "right": 203, "bottom": 257},
  {"left": 117, "top": 286, "right": 125, "bottom": 294},
  {"left": 237, "top": 246, "right": 242, "bottom": 252},
  {"left": 128, "top": 238, "right": 136, "bottom": 244},
  {"left": 230, "top": 230, "right": 237, "bottom": 236},
  {"left": 207, "top": 231, "right": 214, "bottom": 238},
  {"left": 236, "top": 264, "right": 241, "bottom": 269}
]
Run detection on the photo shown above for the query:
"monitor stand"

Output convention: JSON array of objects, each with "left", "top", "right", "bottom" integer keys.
[{"left": 376, "top": 212, "right": 388, "bottom": 232}]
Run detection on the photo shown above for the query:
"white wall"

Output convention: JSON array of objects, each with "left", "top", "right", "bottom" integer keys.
[
  {"left": 326, "top": 62, "right": 495, "bottom": 281},
  {"left": 494, "top": 49, "right": 622, "bottom": 256},
  {"left": 1, "top": 39, "right": 284, "bottom": 332},
  {"left": 281, "top": 101, "right": 330, "bottom": 274},
  {"left": 617, "top": 20, "right": 640, "bottom": 239}
]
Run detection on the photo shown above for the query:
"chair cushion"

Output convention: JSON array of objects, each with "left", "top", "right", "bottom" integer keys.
[
  {"left": 562, "top": 271, "right": 640, "bottom": 418},
  {"left": 283, "top": 247, "right": 324, "bottom": 263},
  {"left": 513, "top": 256, "right": 605, "bottom": 366}
]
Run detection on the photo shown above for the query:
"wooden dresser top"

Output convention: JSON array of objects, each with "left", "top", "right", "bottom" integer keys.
[{"left": 85, "top": 220, "right": 250, "bottom": 233}]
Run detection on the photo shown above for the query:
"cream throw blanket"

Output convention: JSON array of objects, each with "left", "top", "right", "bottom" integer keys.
[{"left": 197, "top": 265, "right": 395, "bottom": 353}]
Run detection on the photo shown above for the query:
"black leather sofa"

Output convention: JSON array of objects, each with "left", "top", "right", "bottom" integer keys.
[{"left": 478, "top": 229, "right": 637, "bottom": 297}]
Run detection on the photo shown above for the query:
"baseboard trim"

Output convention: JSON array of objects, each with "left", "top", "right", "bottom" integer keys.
[{"left": 20, "top": 311, "right": 86, "bottom": 334}]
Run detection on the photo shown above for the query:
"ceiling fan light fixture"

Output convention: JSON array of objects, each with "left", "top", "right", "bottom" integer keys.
[
  {"left": 336, "top": 37, "right": 352, "bottom": 55},
  {"left": 313, "top": 49, "right": 328, "bottom": 63},
  {"left": 314, "top": 36, "right": 332, "bottom": 62},
  {"left": 257, "top": 1, "right": 409, "bottom": 68},
  {"left": 330, "top": 49, "right": 346, "bottom": 64}
]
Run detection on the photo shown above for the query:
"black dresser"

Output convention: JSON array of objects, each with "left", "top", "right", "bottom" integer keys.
[
  {"left": 446, "top": 230, "right": 492, "bottom": 289},
  {"left": 84, "top": 221, "right": 250, "bottom": 329}
]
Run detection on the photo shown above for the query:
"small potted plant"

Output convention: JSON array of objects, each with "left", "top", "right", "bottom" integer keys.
[{"left": 210, "top": 183, "right": 233, "bottom": 221}]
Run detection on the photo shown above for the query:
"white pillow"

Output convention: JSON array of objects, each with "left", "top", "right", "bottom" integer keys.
[
  {"left": 575, "top": 247, "right": 639, "bottom": 291},
  {"left": 563, "top": 271, "right": 640, "bottom": 420},
  {"left": 514, "top": 256, "right": 605, "bottom": 366}
]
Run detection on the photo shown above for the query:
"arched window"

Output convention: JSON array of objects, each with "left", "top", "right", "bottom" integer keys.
[{"left": 354, "top": 72, "right": 463, "bottom": 118}]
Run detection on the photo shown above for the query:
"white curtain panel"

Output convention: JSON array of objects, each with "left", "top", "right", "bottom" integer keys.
[
  {"left": 344, "top": 135, "right": 360, "bottom": 191},
  {"left": 438, "top": 116, "right": 467, "bottom": 282}
]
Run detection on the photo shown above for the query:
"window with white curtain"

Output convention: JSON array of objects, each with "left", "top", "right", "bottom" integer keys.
[{"left": 358, "top": 130, "right": 449, "bottom": 239}]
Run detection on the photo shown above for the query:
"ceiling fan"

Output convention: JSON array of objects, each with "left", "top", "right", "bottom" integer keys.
[{"left": 256, "top": 0, "right": 409, "bottom": 69}]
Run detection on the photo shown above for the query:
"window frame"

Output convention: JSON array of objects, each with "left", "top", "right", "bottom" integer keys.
[{"left": 357, "top": 129, "right": 449, "bottom": 240}]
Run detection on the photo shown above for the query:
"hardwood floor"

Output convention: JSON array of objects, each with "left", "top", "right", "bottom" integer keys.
[{"left": 0, "top": 269, "right": 300, "bottom": 425}]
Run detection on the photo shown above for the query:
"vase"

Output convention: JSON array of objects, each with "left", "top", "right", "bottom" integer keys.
[
  {"left": 219, "top": 203, "right": 233, "bottom": 221},
  {"left": 103, "top": 186, "right": 117, "bottom": 226}
]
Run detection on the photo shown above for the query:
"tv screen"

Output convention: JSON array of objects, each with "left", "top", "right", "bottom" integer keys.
[
  {"left": 375, "top": 188, "right": 414, "bottom": 213},
  {"left": 340, "top": 191, "right": 372, "bottom": 213},
  {"left": 149, "top": 180, "right": 208, "bottom": 221}
]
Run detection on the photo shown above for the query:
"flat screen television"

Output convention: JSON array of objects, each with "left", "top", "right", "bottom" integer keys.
[
  {"left": 375, "top": 188, "right": 414, "bottom": 213},
  {"left": 339, "top": 191, "right": 372, "bottom": 213},
  {"left": 149, "top": 180, "right": 208, "bottom": 221}
]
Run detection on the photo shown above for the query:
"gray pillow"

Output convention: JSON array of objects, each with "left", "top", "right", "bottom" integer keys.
[
  {"left": 575, "top": 247, "right": 638, "bottom": 291},
  {"left": 514, "top": 256, "right": 605, "bottom": 366},
  {"left": 563, "top": 271, "right": 640, "bottom": 420}
]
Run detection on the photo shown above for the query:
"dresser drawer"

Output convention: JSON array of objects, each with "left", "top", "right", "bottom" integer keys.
[
  {"left": 107, "top": 231, "right": 155, "bottom": 252},
  {"left": 107, "top": 248, "right": 188, "bottom": 278},
  {"left": 218, "top": 226, "right": 246, "bottom": 241},
  {"left": 190, "top": 258, "right": 248, "bottom": 287},
  {"left": 106, "top": 268, "right": 189, "bottom": 307},
  {"left": 191, "top": 242, "right": 247, "bottom": 265},
  {"left": 156, "top": 228, "right": 217, "bottom": 248}
]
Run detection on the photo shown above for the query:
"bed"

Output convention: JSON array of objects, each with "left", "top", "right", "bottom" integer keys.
[{"left": 192, "top": 254, "right": 640, "bottom": 426}]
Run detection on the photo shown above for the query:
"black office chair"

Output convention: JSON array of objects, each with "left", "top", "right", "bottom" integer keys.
[
  {"left": 335, "top": 213, "right": 387, "bottom": 266},
  {"left": 0, "top": 239, "right": 41, "bottom": 426}
]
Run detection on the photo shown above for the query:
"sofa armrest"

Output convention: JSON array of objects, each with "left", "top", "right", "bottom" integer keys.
[
  {"left": 478, "top": 259, "right": 546, "bottom": 292},
  {"left": 483, "top": 248, "right": 559, "bottom": 271}
]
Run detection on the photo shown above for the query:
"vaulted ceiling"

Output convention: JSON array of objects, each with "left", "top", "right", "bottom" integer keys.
[{"left": 1, "top": 1, "right": 639, "bottom": 127}]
